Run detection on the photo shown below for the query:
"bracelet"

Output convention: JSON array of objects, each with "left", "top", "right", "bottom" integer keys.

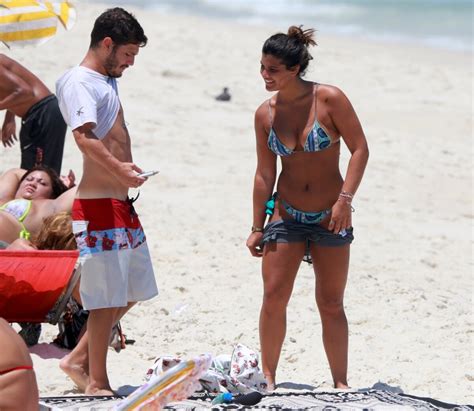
[
  {"left": 338, "top": 191, "right": 354, "bottom": 204},
  {"left": 251, "top": 226, "right": 264, "bottom": 233},
  {"left": 339, "top": 191, "right": 354, "bottom": 199}
]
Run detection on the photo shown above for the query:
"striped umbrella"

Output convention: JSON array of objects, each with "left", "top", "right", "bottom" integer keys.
[{"left": 0, "top": 1, "right": 75, "bottom": 48}]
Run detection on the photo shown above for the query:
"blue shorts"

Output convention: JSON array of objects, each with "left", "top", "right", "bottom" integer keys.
[{"left": 262, "top": 219, "right": 353, "bottom": 263}]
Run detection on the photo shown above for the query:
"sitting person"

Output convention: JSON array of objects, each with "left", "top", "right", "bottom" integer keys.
[
  {"left": 0, "top": 317, "right": 39, "bottom": 411},
  {"left": 0, "top": 166, "right": 76, "bottom": 246}
]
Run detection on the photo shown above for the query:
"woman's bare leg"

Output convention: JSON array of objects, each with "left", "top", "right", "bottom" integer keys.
[
  {"left": 260, "top": 241, "right": 305, "bottom": 389},
  {"left": 310, "top": 244, "right": 350, "bottom": 388}
]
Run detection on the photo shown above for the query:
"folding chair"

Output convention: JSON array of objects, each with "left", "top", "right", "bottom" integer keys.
[{"left": 0, "top": 250, "right": 81, "bottom": 324}]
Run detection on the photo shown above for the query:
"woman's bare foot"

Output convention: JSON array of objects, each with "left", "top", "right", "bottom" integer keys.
[
  {"left": 264, "top": 374, "right": 276, "bottom": 392},
  {"left": 59, "top": 356, "right": 89, "bottom": 392},
  {"left": 335, "top": 382, "right": 350, "bottom": 389}
]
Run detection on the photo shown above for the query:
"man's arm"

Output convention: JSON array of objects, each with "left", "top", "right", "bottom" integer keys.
[{"left": 72, "top": 123, "right": 145, "bottom": 188}]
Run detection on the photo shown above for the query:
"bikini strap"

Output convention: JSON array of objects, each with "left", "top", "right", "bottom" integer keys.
[
  {"left": 314, "top": 82, "right": 319, "bottom": 116},
  {"left": 267, "top": 98, "right": 273, "bottom": 126},
  {"left": 0, "top": 365, "right": 33, "bottom": 375}
]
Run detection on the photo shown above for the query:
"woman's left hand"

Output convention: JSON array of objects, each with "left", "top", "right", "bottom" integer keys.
[{"left": 328, "top": 199, "right": 352, "bottom": 234}]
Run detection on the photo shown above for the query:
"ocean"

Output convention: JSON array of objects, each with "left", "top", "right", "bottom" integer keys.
[{"left": 94, "top": 0, "right": 472, "bottom": 52}]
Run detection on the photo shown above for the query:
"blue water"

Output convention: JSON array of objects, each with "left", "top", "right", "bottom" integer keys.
[{"left": 99, "top": 0, "right": 472, "bottom": 52}]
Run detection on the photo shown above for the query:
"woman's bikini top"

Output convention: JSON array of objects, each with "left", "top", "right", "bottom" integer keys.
[
  {"left": 0, "top": 198, "right": 32, "bottom": 239},
  {"left": 267, "top": 83, "right": 340, "bottom": 157}
]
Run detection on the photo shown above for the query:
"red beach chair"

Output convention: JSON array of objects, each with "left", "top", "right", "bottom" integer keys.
[{"left": 0, "top": 250, "right": 81, "bottom": 324}]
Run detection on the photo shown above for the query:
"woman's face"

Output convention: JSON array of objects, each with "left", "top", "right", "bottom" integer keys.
[
  {"left": 17, "top": 171, "right": 54, "bottom": 200},
  {"left": 260, "top": 53, "right": 298, "bottom": 92}
]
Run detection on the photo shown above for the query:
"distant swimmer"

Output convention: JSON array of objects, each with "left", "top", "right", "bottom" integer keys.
[{"left": 215, "top": 87, "right": 231, "bottom": 101}]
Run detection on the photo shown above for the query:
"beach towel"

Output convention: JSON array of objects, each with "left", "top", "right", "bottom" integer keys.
[{"left": 39, "top": 390, "right": 472, "bottom": 410}]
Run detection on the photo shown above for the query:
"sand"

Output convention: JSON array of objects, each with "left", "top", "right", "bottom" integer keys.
[{"left": 1, "top": 2, "right": 472, "bottom": 405}]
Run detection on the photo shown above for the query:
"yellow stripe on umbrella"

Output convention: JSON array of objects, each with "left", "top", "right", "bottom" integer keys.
[
  {"left": 0, "top": 0, "right": 75, "bottom": 48},
  {"left": 0, "top": 25, "right": 56, "bottom": 42}
]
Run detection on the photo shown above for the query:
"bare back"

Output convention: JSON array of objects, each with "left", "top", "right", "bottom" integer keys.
[{"left": 0, "top": 54, "right": 51, "bottom": 117}]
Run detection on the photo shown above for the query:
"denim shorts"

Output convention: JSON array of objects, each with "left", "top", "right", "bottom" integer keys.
[{"left": 262, "top": 219, "right": 354, "bottom": 248}]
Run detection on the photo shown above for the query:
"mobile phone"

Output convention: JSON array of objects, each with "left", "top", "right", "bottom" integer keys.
[{"left": 137, "top": 170, "right": 159, "bottom": 178}]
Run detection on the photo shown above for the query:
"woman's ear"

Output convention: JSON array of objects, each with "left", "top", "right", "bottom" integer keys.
[{"left": 289, "top": 65, "right": 300, "bottom": 76}]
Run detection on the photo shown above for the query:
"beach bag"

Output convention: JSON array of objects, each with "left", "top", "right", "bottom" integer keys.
[{"left": 53, "top": 301, "right": 88, "bottom": 349}]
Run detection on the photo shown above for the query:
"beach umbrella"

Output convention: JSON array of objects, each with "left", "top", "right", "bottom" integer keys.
[{"left": 0, "top": 0, "right": 75, "bottom": 48}]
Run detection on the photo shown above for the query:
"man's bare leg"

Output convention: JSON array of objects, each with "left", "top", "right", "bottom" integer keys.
[
  {"left": 59, "top": 329, "right": 89, "bottom": 391},
  {"left": 84, "top": 308, "right": 115, "bottom": 395},
  {"left": 60, "top": 303, "right": 136, "bottom": 393}
]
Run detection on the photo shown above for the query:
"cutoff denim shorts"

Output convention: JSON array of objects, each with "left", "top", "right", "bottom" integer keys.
[{"left": 262, "top": 219, "right": 354, "bottom": 248}]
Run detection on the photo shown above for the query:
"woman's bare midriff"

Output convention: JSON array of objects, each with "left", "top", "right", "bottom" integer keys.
[{"left": 277, "top": 143, "right": 343, "bottom": 212}]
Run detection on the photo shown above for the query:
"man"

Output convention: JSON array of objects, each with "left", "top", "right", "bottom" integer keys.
[
  {"left": 0, "top": 55, "right": 67, "bottom": 174},
  {"left": 56, "top": 7, "right": 158, "bottom": 395}
]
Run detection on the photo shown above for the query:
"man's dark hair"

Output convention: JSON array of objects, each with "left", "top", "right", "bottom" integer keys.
[{"left": 90, "top": 7, "right": 147, "bottom": 49}]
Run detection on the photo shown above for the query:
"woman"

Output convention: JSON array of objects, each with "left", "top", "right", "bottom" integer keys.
[
  {"left": 246, "top": 26, "right": 369, "bottom": 390},
  {"left": 0, "top": 166, "right": 76, "bottom": 245},
  {"left": 0, "top": 318, "right": 39, "bottom": 410}
]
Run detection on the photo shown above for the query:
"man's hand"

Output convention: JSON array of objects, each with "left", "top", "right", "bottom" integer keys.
[
  {"left": 2, "top": 113, "right": 17, "bottom": 148},
  {"left": 116, "top": 162, "right": 146, "bottom": 188}
]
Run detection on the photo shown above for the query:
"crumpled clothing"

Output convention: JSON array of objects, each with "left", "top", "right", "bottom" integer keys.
[{"left": 145, "top": 343, "right": 269, "bottom": 395}]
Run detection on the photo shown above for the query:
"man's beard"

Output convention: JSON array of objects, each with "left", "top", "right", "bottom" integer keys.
[{"left": 104, "top": 49, "right": 125, "bottom": 78}]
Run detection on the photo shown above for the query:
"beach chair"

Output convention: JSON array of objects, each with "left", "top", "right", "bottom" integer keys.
[{"left": 0, "top": 250, "right": 81, "bottom": 324}]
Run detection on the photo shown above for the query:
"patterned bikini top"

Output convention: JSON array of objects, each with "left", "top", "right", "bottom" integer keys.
[
  {"left": 0, "top": 198, "right": 32, "bottom": 222},
  {"left": 267, "top": 83, "right": 340, "bottom": 157}
]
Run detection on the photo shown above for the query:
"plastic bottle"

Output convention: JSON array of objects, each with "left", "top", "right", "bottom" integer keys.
[{"left": 211, "top": 392, "right": 233, "bottom": 405}]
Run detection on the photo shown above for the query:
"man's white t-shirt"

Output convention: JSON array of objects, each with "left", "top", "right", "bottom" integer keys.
[{"left": 56, "top": 66, "right": 120, "bottom": 139}]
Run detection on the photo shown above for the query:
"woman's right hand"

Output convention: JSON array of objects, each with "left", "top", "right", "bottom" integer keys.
[{"left": 246, "top": 232, "right": 264, "bottom": 257}]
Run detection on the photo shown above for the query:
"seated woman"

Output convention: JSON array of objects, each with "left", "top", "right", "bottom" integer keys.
[{"left": 0, "top": 166, "right": 76, "bottom": 245}]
